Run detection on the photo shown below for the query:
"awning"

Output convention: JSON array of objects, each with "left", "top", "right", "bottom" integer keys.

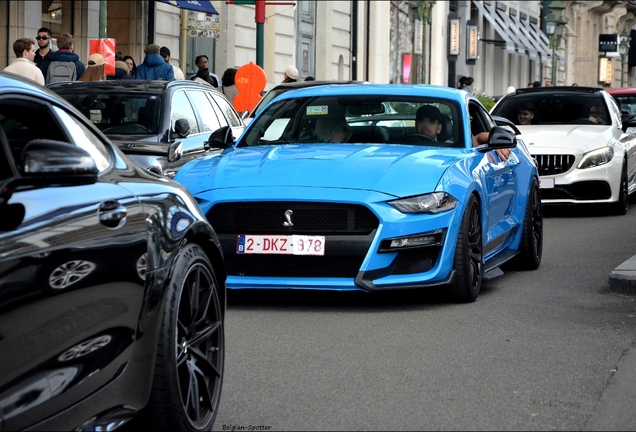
[
  {"left": 494, "top": 7, "right": 537, "bottom": 60},
  {"left": 519, "top": 17, "right": 551, "bottom": 64},
  {"left": 157, "top": 0, "right": 219, "bottom": 15},
  {"left": 472, "top": 0, "right": 516, "bottom": 54}
]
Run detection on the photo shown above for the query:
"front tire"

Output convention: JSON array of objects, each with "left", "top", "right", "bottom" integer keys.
[
  {"left": 142, "top": 243, "right": 224, "bottom": 431},
  {"left": 516, "top": 178, "right": 543, "bottom": 270},
  {"left": 450, "top": 195, "right": 483, "bottom": 303}
]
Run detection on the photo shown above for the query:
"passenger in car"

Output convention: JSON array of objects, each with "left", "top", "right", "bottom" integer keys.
[
  {"left": 316, "top": 118, "right": 352, "bottom": 143},
  {"left": 517, "top": 103, "right": 538, "bottom": 125}
]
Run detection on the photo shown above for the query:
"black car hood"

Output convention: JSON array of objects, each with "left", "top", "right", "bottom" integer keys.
[{"left": 107, "top": 135, "right": 168, "bottom": 155}]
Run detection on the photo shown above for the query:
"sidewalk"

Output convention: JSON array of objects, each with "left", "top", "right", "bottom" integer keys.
[{"left": 609, "top": 255, "right": 636, "bottom": 295}]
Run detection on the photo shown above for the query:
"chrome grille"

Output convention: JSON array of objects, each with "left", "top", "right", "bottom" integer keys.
[{"left": 533, "top": 154, "right": 576, "bottom": 176}]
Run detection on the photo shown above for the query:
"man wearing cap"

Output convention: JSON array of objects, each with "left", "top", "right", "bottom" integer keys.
[
  {"left": 189, "top": 55, "right": 220, "bottom": 87},
  {"left": 282, "top": 65, "right": 298, "bottom": 83},
  {"left": 160, "top": 46, "right": 185, "bottom": 80},
  {"left": 4, "top": 38, "right": 45, "bottom": 85},
  {"left": 135, "top": 44, "right": 174, "bottom": 81}
]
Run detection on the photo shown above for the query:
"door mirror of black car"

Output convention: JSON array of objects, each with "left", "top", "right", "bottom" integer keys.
[
  {"left": 174, "top": 118, "right": 190, "bottom": 138},
  {"left": 0, "top": 140, "right": 98, "bottom": 205},
  {"left": 476, "top": 126, "right": 517, "bottom": 152},
  {"left": 491, "top": 115, "right": 521, "bottom": 135},
  {"left": 205, "top": 126, "right": 234, "bottom": 149},
  {"left": 168, "top": 141, "right": 182, "bottom": 162},
  {"left": 622, "top": 114, "right": 636, "bottom": 132}
]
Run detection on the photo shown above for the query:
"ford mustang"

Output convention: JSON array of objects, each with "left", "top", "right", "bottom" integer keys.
[
  {"left": 175, "top": 84, "right": 542, "bottom": 302},
  {"left": 491, "top": 86, "right": 636, "bottom": 214}
]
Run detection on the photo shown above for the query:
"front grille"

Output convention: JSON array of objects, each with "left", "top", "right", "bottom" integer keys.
[
  {"left": 540, "top": 181, "right": 612, "bottom": 200},
  {"left": 209, "top": 202, "right": 378, "bottom": 234},
  {"left": 534, "top": 154, "right": 576, "bottom": 176},
  {"left": 391, "top": 249, "right": 439, "bottom": 275},
  {"left": 210, "top": 202, "right": 380, "bottom": 278}
]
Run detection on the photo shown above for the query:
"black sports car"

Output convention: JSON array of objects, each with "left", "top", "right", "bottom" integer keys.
[{"left": 0, "top": 72, "right": 226, "bottom": 431}]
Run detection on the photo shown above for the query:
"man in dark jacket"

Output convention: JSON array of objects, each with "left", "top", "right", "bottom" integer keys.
[
  {"left": 135, "top": 44, "right": 174, "bottom": 81},
  {"left": 41, "top": 33, "right": 85, "bottom": 83}
]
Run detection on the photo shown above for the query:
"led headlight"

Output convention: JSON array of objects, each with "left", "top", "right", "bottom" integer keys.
[
  {"left": 388, "top": 192, "right": 457, "bottom": 214},
  {"left": 577, "top": 147, "right": 613, "bottom": 169}
]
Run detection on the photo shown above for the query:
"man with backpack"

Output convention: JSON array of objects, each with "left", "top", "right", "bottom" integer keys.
[{"left": 41, "top": 33, "right": 85, "bottom": 84}]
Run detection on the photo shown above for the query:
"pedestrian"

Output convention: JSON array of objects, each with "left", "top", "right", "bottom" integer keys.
[
  {"left": 305, "top": 76, "right": 315, "bottom": 81},
  {"left": 41, "top": 33, "right": 85, "bottom": 84},
  {"left": 34, "top": 27, "right": 54, "bottom": 70},
  {"left": 107, "top": 60, "right": 133, "bottom": 80},
  {"left": 194, "top": 68, "right": 217, "bottom": 87},
  {"left": 571, "top": 82, "right": 579, "bottom": 86},
  {"left": 122, "top": 55, "right": 137, "bottom": 79},
  {"left": 135, "top": 44, "right": 174, "bottom": 81},
  {"left": 79, "top": 53, "right": 106, "bottom": 82},
  {"left": 458, "top": 76, "right": 474, "bottom": 92},
  {"left": 533, "top": 80, "right": 541, "bottom": 88},
  {"left": 282, "top": 65, "right": 298, "bottom": 83},
  {"left": 527, "top": 82, "right": 534, "bottom": 88},
  {"left": 507, "top": 85, "right": 516, "bottom": 93},
  {"left": 189, "top": 55, "right": 220, "bottom": 87},
  {"left": 545, "top": 80, "right": 552, "bottom": 87},
  {"left": 3, "top": 38, "right": 45, "bottom": 85},
  {"left": 220, "top": 67, "right": 239, "bottom": 105},
  {"left": 160, "top": 46, "right": 185, "bottom": 80}
]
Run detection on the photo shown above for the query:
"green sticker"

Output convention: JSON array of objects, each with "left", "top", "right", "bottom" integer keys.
[{"left": 307, "top": 105, "right": 328, "bottom": 115}]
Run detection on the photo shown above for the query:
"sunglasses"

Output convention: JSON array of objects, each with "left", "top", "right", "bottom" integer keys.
[{"left": 36, "top": 36, "right": 49, "bottom": 40}]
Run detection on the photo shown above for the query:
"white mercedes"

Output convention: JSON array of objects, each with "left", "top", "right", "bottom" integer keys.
[{"left": 491, "top": 86, "right": 636, "bottom": 214}]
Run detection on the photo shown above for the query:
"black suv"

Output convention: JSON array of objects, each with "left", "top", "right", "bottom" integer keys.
[{"left": 49, "top": 80, "right": 246, "bottom": 177}]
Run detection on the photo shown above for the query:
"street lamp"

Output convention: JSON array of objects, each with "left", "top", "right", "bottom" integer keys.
[
  {"left": 620, "top": 29, "right": 629, "bottom": 87},
  {"left": 546, "top": 1, "right": 566, "bottom": 86}
]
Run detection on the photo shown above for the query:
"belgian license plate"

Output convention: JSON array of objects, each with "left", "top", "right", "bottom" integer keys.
[
  {"left": 539, "top": 177, "right": 554, "bottom": 189},
  {"left": 236, "top": 235, "right": 325, "bottom": 255}
]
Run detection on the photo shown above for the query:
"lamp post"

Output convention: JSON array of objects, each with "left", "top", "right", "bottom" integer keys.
[
  {"left": 546, "top": 1, "right": 566, "bottom": 86},
  {"left": 620, "top": 29, "right": 629, "bottom": 87}
]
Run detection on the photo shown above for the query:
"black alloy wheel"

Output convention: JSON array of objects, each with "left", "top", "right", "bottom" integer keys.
[
  {"left": 141, "top": 243, "right": 224, "bottom": 431},
  {"left": 516, "top": 178, "right": 543, "bottom": 270},
  {"left": 450, "top": 195, "right": 483, "bottom": 303}
]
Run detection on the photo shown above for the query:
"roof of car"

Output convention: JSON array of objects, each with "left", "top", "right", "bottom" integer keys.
[
  {"left": 607, "top": 87, "right": 636, "bottom": 95},
  {"left": 512, "top": 86, "right": 604, "bottom": 95},
  {"left": 47, "top": 79, "right": 214, "bottom": 93},
  {"left": 268, "top": 80, "right": 366, "bottom": 91}
]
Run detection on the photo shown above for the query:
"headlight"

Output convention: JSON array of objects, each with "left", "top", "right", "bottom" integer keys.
[
  {"left": 388, "top": 192, "right": 457, "bottom": 214},
  {"left": 578, "top": 147, "right": 613, "bottom": 169}
]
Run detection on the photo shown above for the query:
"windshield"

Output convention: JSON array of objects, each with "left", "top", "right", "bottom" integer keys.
[
  {"left": 492, "top": 92, "right": 610, "bottom": 126},
  {"left": 55, "top": 90, "right": 162, "bottom": 135},
  {"left": 251, "top": 87, "right": 288, "bottom": 118},
  {"left": 240, "top": 95, "right": 464, "bottom": 148}
]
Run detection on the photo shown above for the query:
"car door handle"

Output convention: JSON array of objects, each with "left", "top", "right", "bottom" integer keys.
[{"left": 99, "top": 200, "right": 127, "bottom": 228}]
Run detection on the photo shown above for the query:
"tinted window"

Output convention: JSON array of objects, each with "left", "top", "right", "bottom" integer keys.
[
  {"left": 171, "top": 91, "right": 199, "bottom": 134},
  {"left": 187, "top": 91, "right": 221, "bottom": 132},
  {"left": 53, "top": 89, "right": 162, "bottom": 134},
  {"left": 53, "top": 106, "right": 111, "bottom": 172},
  {"left": 493, "top": 92, "right": 609, "bottom": 126},
  {"left": 210, "top": 93, "right": 241, "bottom": 127}
]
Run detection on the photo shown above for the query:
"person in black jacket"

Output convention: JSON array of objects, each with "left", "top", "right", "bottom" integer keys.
[{"left": 107, "top": 61, "right": 133, "bottom": 80}]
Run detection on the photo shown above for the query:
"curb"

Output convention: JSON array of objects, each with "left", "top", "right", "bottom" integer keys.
[{"left": 609, "top": 255, "right": 636, "bottom": 295}]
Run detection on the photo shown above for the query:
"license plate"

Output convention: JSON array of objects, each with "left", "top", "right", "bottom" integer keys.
[
  {"left": 539, "top": 177, "right": 554, "bottom": 189},
  {"left": 237, "top": 235, "right": 325, "bottom": 255}
]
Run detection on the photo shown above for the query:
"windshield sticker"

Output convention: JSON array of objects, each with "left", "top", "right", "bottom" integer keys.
[
  {"left": 89, "top": 110, "right": 102, "bottom": 123},
  {"left": 307, "top": 105, "right": 328, "bottom": 115}
]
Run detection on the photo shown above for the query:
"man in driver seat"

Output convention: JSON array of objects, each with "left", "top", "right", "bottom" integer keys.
[{"left": 415, "top": 105, "right": 443, "bottom": 140}]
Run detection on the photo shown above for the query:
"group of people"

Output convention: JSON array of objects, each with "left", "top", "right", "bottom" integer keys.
[{"left": 2, "top": 28, "right": 239, "bottom": 104}]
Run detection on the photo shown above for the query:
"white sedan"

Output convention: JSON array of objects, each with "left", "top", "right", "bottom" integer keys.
[{"left": 491, "top": 86, "right": 636, "bottom": 214}]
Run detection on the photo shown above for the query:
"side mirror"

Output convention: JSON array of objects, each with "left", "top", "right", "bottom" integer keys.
[
  {"left": 204, "top": 126, "right": 234, "bottom": 149},
  {"left": 174, "top": 118, "right": 190, "bottom": 138},
  {"left": 491, "top": 115, "right": 521, "bottom": 135},
  {"left": 0, "top": 140, "right": 98, "bottom": 205},
  {"left": 168, "top": 141, "right": 182, "bottom": 162},
  {"left": 476, "top": 126, "right": 517, "bottom": 152}
]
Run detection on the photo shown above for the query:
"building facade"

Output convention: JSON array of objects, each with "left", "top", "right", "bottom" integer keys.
[{"left": 1, "top": 1, "right": 635, "bottom": 97}]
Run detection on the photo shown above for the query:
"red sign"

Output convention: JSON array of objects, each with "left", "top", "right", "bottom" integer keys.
[
  {"left": 89, "top": 39, "right": 116, "bottom": 75},
  {"left": 234, "top": 62, "right": 267, "bottom": 113},
  {"left": 402, "top": 54, "right": 411, "bottom": 84}
]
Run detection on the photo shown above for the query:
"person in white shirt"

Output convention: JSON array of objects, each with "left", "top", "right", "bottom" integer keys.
[
  {"left": 3, "top": 38, "right": 45, "bottom": 85},
  {"left": 160, "top": 46, "right": 185, "bottom": 80}
]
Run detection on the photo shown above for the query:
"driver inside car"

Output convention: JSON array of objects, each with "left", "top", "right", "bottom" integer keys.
[{"left": 414, "top": 105, "right": 510, "bottom": 161}]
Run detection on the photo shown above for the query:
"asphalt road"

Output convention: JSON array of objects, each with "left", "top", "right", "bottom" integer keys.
[{"left": 214, "top": 203, "right": 636, "bottom": 431}]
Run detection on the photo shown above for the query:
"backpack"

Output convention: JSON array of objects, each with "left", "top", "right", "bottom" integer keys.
[{"left": 46, "top": 61, "right": 77, "bottom": 84}]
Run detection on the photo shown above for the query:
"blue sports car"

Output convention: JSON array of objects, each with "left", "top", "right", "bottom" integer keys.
[{"left": 175, "top": 84, "right": 542, "bottom": 302}]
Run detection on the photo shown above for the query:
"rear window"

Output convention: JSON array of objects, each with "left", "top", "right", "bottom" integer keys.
[
  {"left": 55, "top": 90, "right": 162, "bottom": 135},
  {"left": 492, "top": 92, "right": 610, "bottom": 126}
]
